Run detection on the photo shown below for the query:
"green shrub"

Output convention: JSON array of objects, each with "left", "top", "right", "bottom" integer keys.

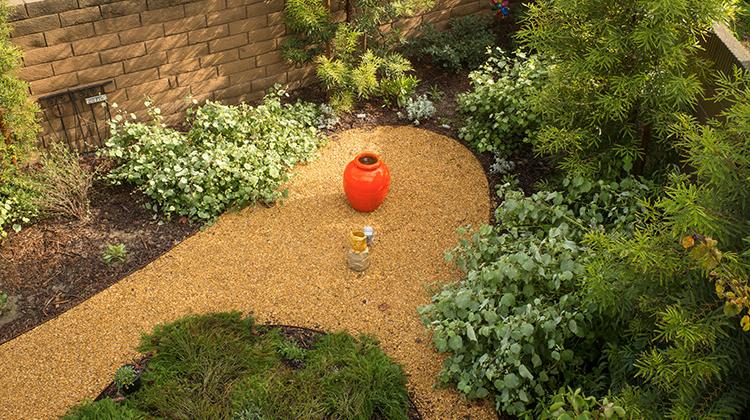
[
  {"left": 232, "top": 333, "right": 410, "bottom": 419},
  {"left": 276, "top": 337, "right": 307, "bottom": 362},
  {"left": 0, "top": 175, "right": 37, "bottom": 238},
  {"left": 540, "top": 388, "right": 626, "bottom": 420},
  {"left": 732, "top": 1, "right": 750, "bottom": 44},
  {"left": 576, "top": 72, "right": 750, "bottom": 418},
  {"left": 408, "top": 15, "right": 496, "bottom": 72},
  {"left": 0, "top": 2, "right": 40, "bottom": 237},
  {"left": 457, "top": 48, "right": 549, "bottom": 155},
  {"left": 517, "top": 0, "right": 734, "bottom": 177},
  {"left": 102, "top": 90, "right": 327, "bottom": 223},
  {"left": 283, "top": 0, "right": 433, "bottom": 111},
  {"left": 0, "top": 2, "right": 39, "bottom": 159},
  {"left": 316, "top": 35, "right": 419, "bottom": 111},
  {"left": 63, "top": 312, "right": 412, "bottom": 419},
  {"left": 420, "top": 178, "right": 651, "bottom": 415},
  {"left": 398, "top": 94, "right": 436, "bottom": 124}
]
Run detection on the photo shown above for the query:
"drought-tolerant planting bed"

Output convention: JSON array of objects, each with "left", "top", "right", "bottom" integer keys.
[
  {"left": 65, "top": 312, "right": 419, "bottom": 420},
  {"left": 4, "top": 0, "right": 750, "bottom": 417},
  {"left": 0, "top": 126, "right": 493, "bottom": 419}
]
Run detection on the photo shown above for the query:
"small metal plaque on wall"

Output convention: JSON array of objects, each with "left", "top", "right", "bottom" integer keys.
[{"left": 84, "top": 94, "right": 108, "bottom": 105}]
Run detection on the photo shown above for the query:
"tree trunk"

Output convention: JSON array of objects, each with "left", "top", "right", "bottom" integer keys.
[
  {"left": 0, "top": 108, "right": 12, "bottom": 145},
  {"left": 634, "top": 123, "right": 651, "bottom": 176}
]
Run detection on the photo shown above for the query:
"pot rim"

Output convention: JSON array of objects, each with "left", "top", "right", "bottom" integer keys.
[{"left": 354, "top": 152, "right": 381, "bottom": 171}]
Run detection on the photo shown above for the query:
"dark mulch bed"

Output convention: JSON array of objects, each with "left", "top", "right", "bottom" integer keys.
[
  {"left": 0, "top": 182, "right": 198, "bottom": 344},
  {"left": 95, "top": 324, "right": 423, "bottom": 420}
]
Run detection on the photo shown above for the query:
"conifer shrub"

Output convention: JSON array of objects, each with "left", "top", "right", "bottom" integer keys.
[{"left": 283, "top": 0, "right": 434, "bottom": 111}]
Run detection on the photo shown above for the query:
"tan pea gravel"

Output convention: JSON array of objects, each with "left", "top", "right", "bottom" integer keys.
[{"left": 0, "top": 126, "right": 494, "bottom": 419}]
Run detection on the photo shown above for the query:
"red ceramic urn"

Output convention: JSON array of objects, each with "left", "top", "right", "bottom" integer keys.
[{"left": 343, "top": 152, "right": 391, "bottom": 212}]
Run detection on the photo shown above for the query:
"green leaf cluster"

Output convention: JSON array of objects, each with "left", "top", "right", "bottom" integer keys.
[
  {"left": 540, "top": 387, "right": 626, "bottom": 420},
  {"left": 0, "top": 174, "right": 37, "bottom": 238},
  {"left": 66, "top": 312, "right": 412, "bottom": 419},
  {"left": 283, "top": 0, "right": 433, "bottom": 111},
  {"left": 102, "top": 243, "right": 127, "bottom": 265},
  {"left": 114, "top": 365, "right": 138, "bottom": 392},
  {"left": 408, "top": 15, "right": 497, "bottom": 72},
  {"left": 0, "top": 2, "right": 40, "bottom": 237},
  {"left": 457, "top": 48, "right": 549, "bottom": 155},
  {"left": 420, "top": 178, "right": 651, "bottom": 415},
  {"left": 574, "top": 74, "right": 750, "bottom": 419},
  {"left": 101, "top": 90, "right": 328, "bottom": 223},
  {"left": 517, "top": 0, "right": 737, "bottom": 177},
  {"left": 316, "top": 42, "right": 418, "bottom": 111}
]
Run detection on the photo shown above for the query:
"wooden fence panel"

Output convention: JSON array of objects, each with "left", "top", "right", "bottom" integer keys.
[{"left": 698, "top": 23, "right": 750, "bottom": 120}]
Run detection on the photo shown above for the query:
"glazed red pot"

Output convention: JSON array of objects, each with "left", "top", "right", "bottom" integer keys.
[{"left": 343, "top": 152, "right": 391, "bottom": 212}]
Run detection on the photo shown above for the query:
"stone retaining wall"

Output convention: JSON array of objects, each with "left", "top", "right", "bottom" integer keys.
[{"left": 7, "top": 0, "right": 486, "bottom": 150}]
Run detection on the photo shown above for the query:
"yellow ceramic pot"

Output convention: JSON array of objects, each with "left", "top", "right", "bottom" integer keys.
[{"left": 349, "top": 230, "right": 368, "bottom": 253}]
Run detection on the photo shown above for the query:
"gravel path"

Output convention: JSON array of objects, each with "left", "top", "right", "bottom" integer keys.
[{"left": 0, "top": 126, "right": 493, "bottom": 419}]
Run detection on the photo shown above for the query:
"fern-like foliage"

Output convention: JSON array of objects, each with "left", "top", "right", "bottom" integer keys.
[
  {"left": 283, "top": 0, "right": 433, "bottom": 111},
  {"left": 518, "top": 0, "right": 737, "bottom": 178},
  {"left": 284, "top": 0, "right": 332, "bottom": 35},
  {"left": 578, "top": 71, "right": 750, "bottom": 419}
]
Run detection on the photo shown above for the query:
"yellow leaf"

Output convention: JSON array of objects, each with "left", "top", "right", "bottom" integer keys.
[
  {"left": 741, "top": 315, "right": 750, "bottom": 332},
  {"left": 681, "top": 235, "right": 695, "bottom": 249},
  {"left": 715, "top": 282, "right": 725, "bottom": 296}
]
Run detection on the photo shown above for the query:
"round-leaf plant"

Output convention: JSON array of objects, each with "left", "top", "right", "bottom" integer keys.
[
  {"left": 457, "top": 48, "right": 549, "bottom": 156},
  {"left": 102, "top": 89, "right": 330, "bottom": 224},
  {"left": 420, "top": 178, "right": 651, "bottom": 416}
]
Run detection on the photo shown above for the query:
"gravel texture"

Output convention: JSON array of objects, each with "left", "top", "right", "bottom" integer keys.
[{"left": 0, "top": 126, "right": 493, "bottom": 419}]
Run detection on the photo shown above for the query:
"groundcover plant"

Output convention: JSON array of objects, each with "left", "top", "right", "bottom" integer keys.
[{"left": 64, "top": 312, "right": 413, "bottom": 419}]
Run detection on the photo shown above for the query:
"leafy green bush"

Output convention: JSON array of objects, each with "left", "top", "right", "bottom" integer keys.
[
  {"left": 231, "top": 333, "right": 410, "bottom": 419},
  {"left": 114, "top": 365, "right": 137, "bottom": 393},
  {"left": 420, "top": 178, "right": 651, "bottom": 415},
  {"left": 0, "top": 176, "right": 37, "bottom": 238},
  {"left": 316, "top": 39, "right": 419, "bottom": 111},
  {"left": 540, "top": 388, "right": 626, "bottom": 420},
  {"left": 102, "top": 90, "right": 327, "bottom": 223},
  {"left": 408, "top": 15, "right": 496, "bottom": 72},
  {"left": 517, "top": 0, "right": 732, "bottom": 177},
  {"left": 398, "top": 94, "right": 436, "bottom": 125},
  {"left": 64, "top": 312, "right": 412, "bottom": 419},
  {"left": 283, "top": 0, "right": 432, "bottom": 111},
  {"left": 102, "top": 243, "right": 127, "bottom": 265},
  {"left": 0, "top": 2, "right": 39, "bottom": 155},
  {"left": 575, "top": 73, "right": 750, "bottom": 418},
  {"left": 0, "top": 2, "right": 40, "bottom": 237},
  {"left": 457, "top": 48, "right": 548, "bottom": 155}
]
